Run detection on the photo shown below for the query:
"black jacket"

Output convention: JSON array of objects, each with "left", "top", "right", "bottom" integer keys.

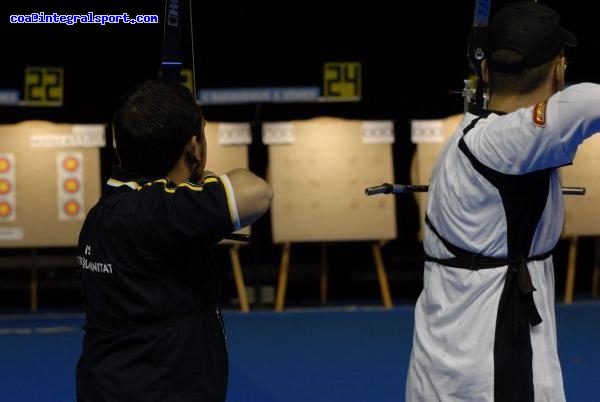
[{"left": 76, "top": 166, "right": 237, "bottom": 401}]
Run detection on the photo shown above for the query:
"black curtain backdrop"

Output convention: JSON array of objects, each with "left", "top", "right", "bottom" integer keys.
[{"left": 1, "top": 0, "right": 598, "bottom": 306}]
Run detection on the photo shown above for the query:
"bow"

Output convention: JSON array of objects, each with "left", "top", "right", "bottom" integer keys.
[
  {"left": 159, "top": 1, "right": 250, "bottom": 243},
  {"left": 465, "top": 0, "right": 492, "bottom": 113},
  {"left": 160, "top": 0, "right": 196, "bottom": 97}
]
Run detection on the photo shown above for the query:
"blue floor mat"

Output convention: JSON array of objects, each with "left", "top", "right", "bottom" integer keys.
[{"left": 0, "top": 302, "right": 598, "bottom": 401}]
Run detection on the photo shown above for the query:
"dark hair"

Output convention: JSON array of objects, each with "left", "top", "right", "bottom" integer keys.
[
  {"left": 487, "top": 49, "right": 557, "bottom": 95},
  {"left": 113, "top": 79, "right": 203, "bottom": 177}
]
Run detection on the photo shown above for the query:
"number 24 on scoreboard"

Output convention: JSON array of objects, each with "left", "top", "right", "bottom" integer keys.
[{"left": 323, "top": 62, "right": 361, "bottom": 101}]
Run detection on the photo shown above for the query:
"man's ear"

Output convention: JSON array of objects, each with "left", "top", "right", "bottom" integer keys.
[
  {"left": 112, "top": 124, "right": 123, "bottom": 166},
  {"left": 481, "top": 59, "right": 490, "bottom": 84},
  {"left": 553, "top": 58, "right": 566, "bottom": 91},
  {"left": 184, "top": 136, "right": 201, "bottom": 165},
  {"left": 186, "top": 134, "right": 208, "bottom": 183}
]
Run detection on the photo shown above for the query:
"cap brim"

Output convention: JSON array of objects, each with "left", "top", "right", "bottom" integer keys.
[{"left": 562, "top": 28, "right": 578, "bottom": 47}]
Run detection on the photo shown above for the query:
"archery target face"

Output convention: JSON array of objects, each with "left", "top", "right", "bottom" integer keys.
[
  {"left": 0, "top": 179, "right": 11, "bottom": 195},
  {"left": 0, "top": 157, "right": 11, "bottom": 173},
  {"left": 57, "top": 152, "right": 84, "bottom": 220},
  {"left": 63, "top": 178, "right": 80, "bottom": 193},
  {"left": 62, "top": 156, "right": 79, "bottom": 172},
  {"left": 0, "top": 153, "right": 16, "bottom": 221}
]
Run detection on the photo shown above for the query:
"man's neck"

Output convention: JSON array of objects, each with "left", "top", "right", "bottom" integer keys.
[
  {"left": 167, "top": 158, "right": 192, "bottom": 185},
  {"left": 487, "top": 87, "right": 554, "bottom": 113}
]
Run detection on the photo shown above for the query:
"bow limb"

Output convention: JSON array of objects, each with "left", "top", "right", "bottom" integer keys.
[{"left": 160, "top": 0, "right": 196, "bottom": 98}]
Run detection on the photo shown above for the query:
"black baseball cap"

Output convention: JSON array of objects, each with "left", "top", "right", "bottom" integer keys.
[{"left": 487, "top": 1, "right": 577, "bottom": 73}]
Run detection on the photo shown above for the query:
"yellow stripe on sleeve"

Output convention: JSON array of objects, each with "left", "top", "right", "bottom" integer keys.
[
  {"left": 178, "top": 182, "right": 205, "bottom": 191},
  {"left": 151, "top": 179, "right": 175, "bottom": 193}
]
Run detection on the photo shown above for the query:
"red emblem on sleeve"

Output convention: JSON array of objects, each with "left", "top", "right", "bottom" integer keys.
[{"left": 533, "top": 101, "right": 547, "bottom": 126}]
